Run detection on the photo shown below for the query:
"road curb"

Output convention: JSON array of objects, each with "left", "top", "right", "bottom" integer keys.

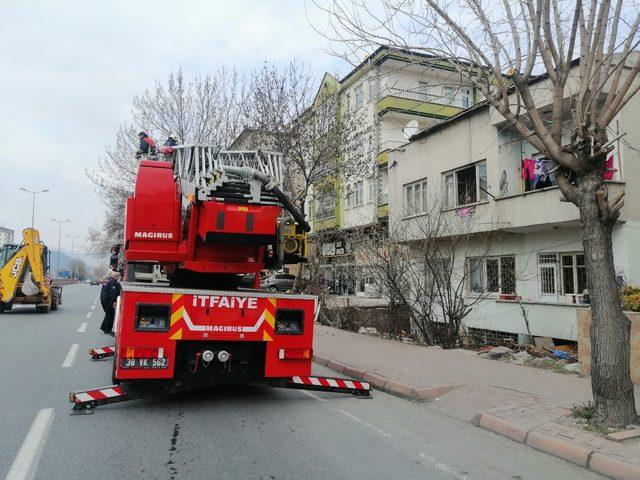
[
  {"left": 411, "top": 385, "right": 457, "bottom": 401},
  {"left": 313, "top": 355, "right": 330, "bottom": 367},
  {"left": 313, "top": 356, "right": 455, "bottom": 401},
  {"left": 589, "top": 452, "right": 640, "bottom": 480},
  {"left": 474, "top": 413, "right": 640, "bottom": 479}
]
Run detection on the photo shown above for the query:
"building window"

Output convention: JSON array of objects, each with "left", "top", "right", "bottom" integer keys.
[
  {"left": 537, "top": 252, "right": 587, "bottom": 299},
  {"left": 378, "top": 168, "right": 389, "bottom": 205},
  {"left": 461, "top": 87, "right": 473, "bottom": 108},
  {"left": 561, "top": 253, "right": 587, "bottom": 295},
  {"left": 315, "top": 192, "right": 336, "bottom": 221},
  {"left": 538, "top": 253, "right": 557, "bottom": 297},
  {"left": 468, "top": 256, "right": 516, "bottom": 294},
  {"left": 367, "top": 177, "right": 375, "bottom": 203},
  {"left": 353, "top": 180, "right": 364, "bottom": 207},
  {"left": 354, "top": 84, "right": 364, "bottom": 109},
  {"left": 443, "top": 161, "right": 488, "bottom": 208},
  {"left": 417, "top": 81, "right": 429, "bottom": 101},
  {"left": 443, "top": 86, "right": 455, "bottom": 104},
  {"left": 404, "top": 178, "right": 428, "bottom": 215}
]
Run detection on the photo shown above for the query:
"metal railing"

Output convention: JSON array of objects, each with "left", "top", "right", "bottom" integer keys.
[{"left": 379, "top": 86, "right": 470, "bottom": 109}]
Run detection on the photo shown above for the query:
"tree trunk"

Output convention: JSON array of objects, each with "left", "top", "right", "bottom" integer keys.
[{"left": 577, "top": 173, "right": 638, "bottom": 427}]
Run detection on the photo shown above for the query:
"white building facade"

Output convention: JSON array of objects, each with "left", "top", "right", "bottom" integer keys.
[{"left": 387, "top": 67, "right": 640, "bottom": 341}]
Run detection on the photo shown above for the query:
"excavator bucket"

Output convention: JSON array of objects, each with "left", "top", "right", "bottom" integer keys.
[{"left": 21, "top": 272, "right": 40, "bottom": 296}]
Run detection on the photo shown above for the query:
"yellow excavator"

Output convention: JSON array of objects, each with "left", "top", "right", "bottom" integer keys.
[{"left": 0, "top": 228, "right": 62, "bottom": 313}]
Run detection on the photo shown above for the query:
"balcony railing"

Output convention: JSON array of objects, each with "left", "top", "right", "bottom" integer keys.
[{"left": 379, "top": 86, "right": 471, "bottom": 109}]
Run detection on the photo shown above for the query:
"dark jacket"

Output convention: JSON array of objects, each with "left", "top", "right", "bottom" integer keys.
[
  {"left": 100, "top": 277, "right": 121, "bottom": 305},
  {"left": 164, "top": 136, "right": 178, "bottom": 147},
  {"left": 139, "top": 136, "right": 157, "bottom": 155}
]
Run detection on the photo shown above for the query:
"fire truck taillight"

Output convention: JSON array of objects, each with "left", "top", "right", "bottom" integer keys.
[
  {"left": 278, "top": 348, "right": 313, "bottom": 360},
  {"left": 135, "top": 303, "right": 171, "bottom": 332},
  {"left": 274, "top": 309, "right": 304, "bottom": 335}
]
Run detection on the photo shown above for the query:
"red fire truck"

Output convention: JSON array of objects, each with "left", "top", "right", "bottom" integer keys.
[{"left": 70, "top": 147, "right": 369, "bottom": 412}]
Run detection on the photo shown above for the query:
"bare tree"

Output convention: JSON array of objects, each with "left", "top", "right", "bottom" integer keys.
[
  {"left": 353, "top": 197, "right": 501, "bottom": 347},
  {"left": 87, "top": 68, "right": 247, "bottom": 254},
  {"left": 133, "top": 67, "right": 246, "bottom": 147},
  {"left": 315, "top": 0, "right": 640, "bottom": 426},
  {"left": 243, "top": 61, "right": 373, "bottom": 210}
]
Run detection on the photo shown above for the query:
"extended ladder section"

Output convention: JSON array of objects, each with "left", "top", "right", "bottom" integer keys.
[{"left": 173, "top": 146, "right": 283, "bottom": 204}]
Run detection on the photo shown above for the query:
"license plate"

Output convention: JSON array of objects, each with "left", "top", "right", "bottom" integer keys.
[{"left": 120, "top": 357, "right": 169, "bottom": 369}]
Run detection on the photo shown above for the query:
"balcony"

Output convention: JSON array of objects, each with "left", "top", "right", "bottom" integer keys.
[
  {"left": 492, "top": 182, "right": 625, "bottom": 232},
  {"left": 377, "top": 87, "right": 467, "bottom": 119}
]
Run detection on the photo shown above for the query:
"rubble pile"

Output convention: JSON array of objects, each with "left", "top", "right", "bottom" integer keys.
[{"left": 476, "top": 338, "right": 580, "bottom": 374}]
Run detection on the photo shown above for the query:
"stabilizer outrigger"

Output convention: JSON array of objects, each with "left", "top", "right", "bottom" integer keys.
[
  {"left": 89, "top": 346, "right": 115, "bottom": 360},
  {"left": 70, "top": 361, "right": 371, "bottom": 414}
]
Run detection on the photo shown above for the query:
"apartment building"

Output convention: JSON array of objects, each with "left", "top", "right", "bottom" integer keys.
[
  {"left": 0, "top": 226, "right": 14, "bottom": 248},
  {"left": 387, "top": 61, "right": 639, "bottom": 341},
  {"left": 309, "top": 46, "right": 478, "bottom": 296}
]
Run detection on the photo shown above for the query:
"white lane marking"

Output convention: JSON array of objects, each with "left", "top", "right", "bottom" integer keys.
[
  {"left": 62, "top": 344, "right": 79, "bottom": 368},
  {"left": 5, "top": 408, "right": 55, "bottom": 480},
  {"left": 85, "top": 311, "right": 92, "bottom": 318},
  {"left": 76, "top": 323, "right": 87, "bottom": 333},
  {"left": 339, "top": 409, "right": 393, "bottom": 438},
  {"left": 300, "top": 390, "right": 327, "bottom": 402},
  {"left": 90, "top": 305, "right": 95, "bottom": 311},
  {"left": 419, "top": 452, "right": 471, "bottom": 480}
]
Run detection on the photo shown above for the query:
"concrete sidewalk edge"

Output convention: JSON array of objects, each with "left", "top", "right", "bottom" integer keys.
[
  {"left": 313, "top": 354, "right": 456, "bottom": 401},
  {"left": 474, "top": 413, "right": 640, "bottom": 480}
]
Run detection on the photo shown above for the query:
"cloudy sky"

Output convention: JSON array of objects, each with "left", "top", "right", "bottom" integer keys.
[{"left": 0, "top": 0, "right": 343, "bottom": 261}]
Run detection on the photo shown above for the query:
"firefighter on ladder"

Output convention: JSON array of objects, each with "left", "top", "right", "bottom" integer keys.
[{"left": 136, "top": 131, "right": 157, "bottom": 159}]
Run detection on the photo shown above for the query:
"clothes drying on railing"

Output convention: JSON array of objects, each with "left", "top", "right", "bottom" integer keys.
[{"left": 522, "top": 157, "right": 554, "bottom": 191}]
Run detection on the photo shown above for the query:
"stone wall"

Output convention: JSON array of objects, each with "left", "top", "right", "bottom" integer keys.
[
  {"left": 577, "top": 309, "right": 640, "bottom": 384},
  {"left": 319, "top": 296, "right": 411, "bottom": 336}
]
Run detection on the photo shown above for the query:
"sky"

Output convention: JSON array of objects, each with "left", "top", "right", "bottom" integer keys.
[{"left": 0, "top": 0, "right": 343, "bottom": 263}]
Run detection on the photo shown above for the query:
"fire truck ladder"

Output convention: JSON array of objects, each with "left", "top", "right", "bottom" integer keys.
[
  {"left": 172, "top": 145, "right": 309, "bottom": 232},
  {"left": 173, "top": 146, "right": 282, "bottom": 202},
  {"left": 69, "top": 375, "right": 370, "bottom": 413}
]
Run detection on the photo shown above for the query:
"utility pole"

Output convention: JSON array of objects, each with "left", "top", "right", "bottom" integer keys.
[
  {"left": 51, "top": 218, "right": 70, "bottom": 278},
  {"left": 67, "top": 234, "right": 80, "bottom": 279},
  {"left": 19, "top": 188, "right": 50, "bottom": 229}
]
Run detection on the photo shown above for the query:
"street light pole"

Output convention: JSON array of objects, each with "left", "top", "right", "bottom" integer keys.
[
  {"left": 51, "top": 219, "right": 70, "bottom": 278},
  {"left": 19, "top": 188, "right": 50, "bottom": 229},
  {"left": 66, "top": 234, "right": 80, "bottom": 279}
]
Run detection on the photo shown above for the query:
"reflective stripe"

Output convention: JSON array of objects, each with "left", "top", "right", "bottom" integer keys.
[
  {"left": 74, "top": 392, "right": 94, "bottom": 403},
  {"left": 309, "top": 377, "right": 322, "bottom": 386},
  {"left": 327, "top": 378, "right": 339, "bottom": 387},
  {"left": 100, "top": 388, "right": 121, "bottom": 398},
  {"left": 344, "top": 381, "right": 356, "bottom": 389}
]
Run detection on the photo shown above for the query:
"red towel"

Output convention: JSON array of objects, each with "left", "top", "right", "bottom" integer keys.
[
  {"left": 522, "top": 158, "right": 535, "bottom": 180},
  {"left": 604, "top": 155, "right": 615, "bottom": 180}
]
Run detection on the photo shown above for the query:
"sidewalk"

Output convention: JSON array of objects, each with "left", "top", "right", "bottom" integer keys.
[{"left": 313, "top": 324, "right": 640, "bottom": 479}]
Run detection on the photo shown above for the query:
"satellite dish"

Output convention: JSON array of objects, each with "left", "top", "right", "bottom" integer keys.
[
  {"left": 499, "top": 170, "right": 509, "bottom": 195},
  {"left": 403, "top": 120, "right": 419, "bottom": 139}
]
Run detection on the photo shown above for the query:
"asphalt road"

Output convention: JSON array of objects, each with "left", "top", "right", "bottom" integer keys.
[{"left": 0, "top": 284, "right": 605, "bottom": 480}]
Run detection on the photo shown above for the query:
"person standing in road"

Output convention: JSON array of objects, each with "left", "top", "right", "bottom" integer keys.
[{"left": 100, "top": 270, "right": 121, "bottom": 335}]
